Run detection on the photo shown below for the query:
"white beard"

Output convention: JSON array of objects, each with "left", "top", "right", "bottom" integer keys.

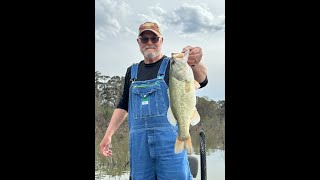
[
  {"left": 144, "top": 51, "right": 158, "bottom": 59},
  {"left": 141, "top": 45, "right": 161, "bottom": 59}
]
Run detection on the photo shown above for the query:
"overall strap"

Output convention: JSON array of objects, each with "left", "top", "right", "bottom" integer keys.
[
  {"left": 157, "top": 57, "right": 170, "bottom": 79},
  {"left": 130, "top": 63, "right": 139, "bottom": 82}
]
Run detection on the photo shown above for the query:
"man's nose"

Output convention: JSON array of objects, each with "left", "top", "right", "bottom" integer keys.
[{"left": 146, "top": 39, "right": 153, "bottom": 45}]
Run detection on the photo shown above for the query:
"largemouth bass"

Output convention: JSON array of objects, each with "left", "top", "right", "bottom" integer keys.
[{"left": 168, "top": 50, "right": 201, "bottom": 154}]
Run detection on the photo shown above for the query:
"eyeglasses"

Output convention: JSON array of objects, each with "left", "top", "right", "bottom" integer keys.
[{"left": 138, "top": 37, "right": 160, "bottom": 44}]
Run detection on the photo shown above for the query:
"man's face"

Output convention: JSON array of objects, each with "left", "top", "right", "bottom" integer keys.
[{"left": 137, "top": 31, "right": 163, "bottom": 59}]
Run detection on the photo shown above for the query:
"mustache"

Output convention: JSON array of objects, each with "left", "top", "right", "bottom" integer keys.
[{"left": 143, "top": 45, "right": 157, "bottom": 50}]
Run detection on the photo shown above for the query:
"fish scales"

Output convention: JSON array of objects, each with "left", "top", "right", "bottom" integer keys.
[{"left": 168, "top": 50, "right": 200, "bottom": 154}]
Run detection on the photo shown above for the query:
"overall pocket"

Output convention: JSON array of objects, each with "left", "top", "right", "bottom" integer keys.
[{"left": 131, "top": 83, "right": 166, "bottom": 119}]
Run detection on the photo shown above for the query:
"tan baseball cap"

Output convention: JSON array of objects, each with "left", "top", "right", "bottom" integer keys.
[{"left": 138, "top": 22, "right": 162, "bottom": 37}]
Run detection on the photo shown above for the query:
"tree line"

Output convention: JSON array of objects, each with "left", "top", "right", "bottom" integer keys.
[{"left": 95, "top": 71, "right": 225, "bottom": 138}]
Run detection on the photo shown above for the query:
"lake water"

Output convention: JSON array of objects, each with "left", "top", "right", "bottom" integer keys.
[{"left": 95, "top": 128, "right": 224, "bottom": 180}]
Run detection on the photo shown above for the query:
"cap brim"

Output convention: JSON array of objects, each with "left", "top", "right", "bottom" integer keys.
[{"left": 139, "top": 29, "right": 161, "bottom": 37}]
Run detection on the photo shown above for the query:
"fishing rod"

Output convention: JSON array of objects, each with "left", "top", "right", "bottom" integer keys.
[{"left": 200, "top": 129, "right": 207, "bottom": 180}]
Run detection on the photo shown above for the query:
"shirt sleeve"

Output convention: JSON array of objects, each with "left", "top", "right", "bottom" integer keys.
[{"left": 116, "top": 67, "right": 132, "bottom": 112}]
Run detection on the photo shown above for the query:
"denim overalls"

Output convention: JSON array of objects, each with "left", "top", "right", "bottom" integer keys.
[{"left": 128, "top": 57, "right": 193, "bottom": 180}]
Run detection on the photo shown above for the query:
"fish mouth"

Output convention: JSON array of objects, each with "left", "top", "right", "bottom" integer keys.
[
  {"left": 170, "top": 59, "right": 188, "bottom": 70},
  {"left": 172, "top": 52, "right": 184, "bottom": 59},
  {"left": 171, "top": 50, "right": 189, "bottom": 60}
]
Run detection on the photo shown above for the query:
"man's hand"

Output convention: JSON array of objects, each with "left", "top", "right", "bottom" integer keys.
[
  {"left": 182, "top": 46, "right": 203, "bottom": 66},
  {"left": 100, "top": 135, "right": 113, "bottom": 157}
]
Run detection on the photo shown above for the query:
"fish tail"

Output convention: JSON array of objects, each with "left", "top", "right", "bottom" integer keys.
[
  {"left": 174, "top": 138, "right": 185, "bottom": 154},
  {"left": 184, "top": 137, "right": 194, "bottom": 154},
  {"left": 174, "top": 136, "right": 194, "bottom": 154}
]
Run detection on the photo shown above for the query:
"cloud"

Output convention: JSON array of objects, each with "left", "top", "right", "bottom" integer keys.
[
  {"left": 137, "top": 4, "right": 168, "bottom": 31},
  {"left": 168, "top": 3, "right": 224, "bottom": 34},
  {"left": 136, "top": 3, "right": 224, "bottom": 36},
  {"left": 95, "top": 1, "right": 224, "bottom": 41},
  {"left": 95, "top": 0, "right": 134, "bottom": 41}
]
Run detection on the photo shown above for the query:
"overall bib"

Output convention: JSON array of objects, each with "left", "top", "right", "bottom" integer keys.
[{"left": 128, "top": 57, "right": 193, "bottom": 180}]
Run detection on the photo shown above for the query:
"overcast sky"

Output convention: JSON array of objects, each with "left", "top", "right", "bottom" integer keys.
[{"left": 95, "top": 0, "right": 225, "bottom": 101}]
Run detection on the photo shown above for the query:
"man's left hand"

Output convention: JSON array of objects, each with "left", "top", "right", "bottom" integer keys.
[{"left": 182, "top": 46, "right": 203, "bottom": 66}]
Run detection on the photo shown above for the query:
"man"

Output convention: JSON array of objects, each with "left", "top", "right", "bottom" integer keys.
[{"left": 99, "top": 21, "right": 208, "bottom": 180}]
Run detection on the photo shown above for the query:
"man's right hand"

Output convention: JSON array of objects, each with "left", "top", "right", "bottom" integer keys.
[{"left": 100, "top": 135, "right": 112, "bottom": 157}]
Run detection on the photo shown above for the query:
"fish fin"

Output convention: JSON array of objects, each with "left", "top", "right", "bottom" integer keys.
[
  {"left": 184, "top": 137, "right": 194, "bottom": 154},
  {"left": 190, "top": 108, "right": 200, "bottom": 126},
  {"left": 194, "top": 80, "right": 200, "bottom": 90},
  {"left": 167, "top": 106, "right": 177, "bottom": 126}
]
